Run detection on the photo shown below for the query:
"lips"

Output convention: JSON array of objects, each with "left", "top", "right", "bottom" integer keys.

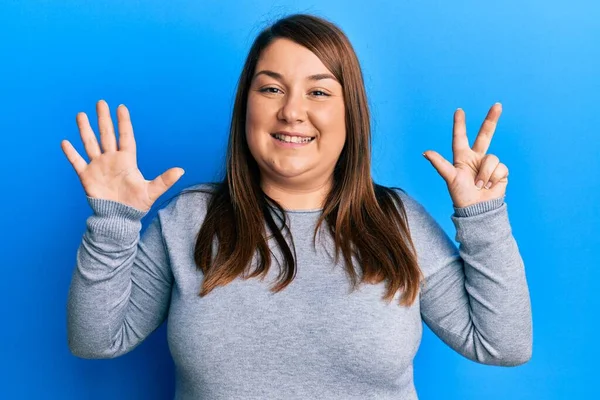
[
  {"left": 269, "top": 131, "right": 315, "bottom": 147},
  {"left": 272, "top": 134, "right": 315, "bottom": 144},
  {"left": 271, "top": 131, "right": 316, "bottom": 138},
  {"left": 269, "top": 130, "right": 317, "bottom": 146}
]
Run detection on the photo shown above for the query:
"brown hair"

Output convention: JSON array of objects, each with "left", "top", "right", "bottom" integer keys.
[{"left": 182, "top": 13, "right": 422, "bottom": 306}]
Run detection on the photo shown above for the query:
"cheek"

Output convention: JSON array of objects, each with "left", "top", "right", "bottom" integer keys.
[
  {"left": 245, "top": 99, "right": 261, "bottom": 134},
  {"left": 245, "top": 97, "right": 270, "bottom": 149},
  {"left": 246, "top": 95, "right": 276, "bottom": 127},
  {"left": 313, "top": 103, "right": 346, "bottom": 147}
]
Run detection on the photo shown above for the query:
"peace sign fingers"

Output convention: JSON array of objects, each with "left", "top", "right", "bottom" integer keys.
[
  {"left": 425, "top": 103, "right": 509, "bottom": 208},
  {"left": 472, "top": 103, "right": 502, "bottom": 155},
  {"left": 452, "top": 108, "right": 471, "bottom": 162}
]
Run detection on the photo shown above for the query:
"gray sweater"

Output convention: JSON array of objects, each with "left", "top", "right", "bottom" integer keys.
[{"left": 67, "top": 184, "right": 532, "bottom": 400}]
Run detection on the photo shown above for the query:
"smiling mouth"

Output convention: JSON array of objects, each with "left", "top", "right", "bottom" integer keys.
[{"left": 270, "top": 133, "right": 316, "bottom": 144}]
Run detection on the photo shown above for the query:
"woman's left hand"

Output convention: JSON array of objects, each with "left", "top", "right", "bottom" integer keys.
[{"left": 423, "top": 103, "right": 509, "bottom": 209}]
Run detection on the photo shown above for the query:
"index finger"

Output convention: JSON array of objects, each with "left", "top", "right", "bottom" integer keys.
[
  {"left": 452, "top": 108, "right": 471, "bottom": 159},
  {"left": 117, "top": 104, "right": 137, "bottom": 154},
  {"left": 472, "top": 103, "right": 502, "bottom": 155}
]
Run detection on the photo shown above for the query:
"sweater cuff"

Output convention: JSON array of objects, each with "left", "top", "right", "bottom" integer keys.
[
  {"left": 452, "top": 196, "right": 505, "bottom": 218},
  {"left": 85, "top": 196, "right": 149, "bottom": 243}
]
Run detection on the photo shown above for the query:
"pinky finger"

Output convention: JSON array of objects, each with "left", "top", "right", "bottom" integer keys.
[
  {"left": 61, "top": 140, "right": 88, "bottom": 176},
  {"left": 487, "top": 162, "right": 509, "bottom": 189}
]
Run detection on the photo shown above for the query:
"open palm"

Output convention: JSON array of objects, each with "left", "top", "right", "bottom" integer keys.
[
  {"left": 61, "top": 100, "right": 185, "bottom": 211},
  {"left": 423, "top": 103, "right": 509, "bottom": 209}
]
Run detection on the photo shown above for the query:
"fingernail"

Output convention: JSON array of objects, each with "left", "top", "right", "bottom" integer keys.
[
  {"left": 422, "top": 152, "right": 428, "bottom": 159},
  {"left": 485, "top": 181, "right": 492, "bottom": 189},
  {"left": 476, "top": 180, "right": 484, "bottom": 189}
]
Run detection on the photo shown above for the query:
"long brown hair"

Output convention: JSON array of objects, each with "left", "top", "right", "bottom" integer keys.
[{"left": 182, "top": 14, "right": 422, "bottom": 306}]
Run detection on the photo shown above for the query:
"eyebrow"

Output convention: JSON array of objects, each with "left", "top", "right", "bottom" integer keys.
[{"left": 253, "top": 69, "right": 338, "bottom": 82}]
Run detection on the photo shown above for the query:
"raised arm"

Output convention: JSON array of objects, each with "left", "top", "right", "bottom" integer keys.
[
  {"left": 61, "top": 100, "right": 184, "bottom": 358},
  {"left": 402, "top": 192, "right": 532, "bottom": 366},
  {"left": 67, "top": 198, "right": 173, "bottom": 358},
  {"left": 413, "top": 103, "right": 532, "bottom": 365}
]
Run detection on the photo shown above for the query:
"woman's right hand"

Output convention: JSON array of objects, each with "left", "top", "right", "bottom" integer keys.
[{"left": 61, "top": 100, "right": 185, "bottom": 212}]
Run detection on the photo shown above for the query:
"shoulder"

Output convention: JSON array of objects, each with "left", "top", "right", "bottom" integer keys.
[
  {"left": 388, "top": 186, "right": 450, "bottom": 241},
  {"left": 385, "top": 186, "right": 437, "bottom": 227},
  {"left": 385, "top": 186, "right": 460, "bottom": 276},
  {"left": 155, "top": 182, "right": 219, "bottom": 228}
]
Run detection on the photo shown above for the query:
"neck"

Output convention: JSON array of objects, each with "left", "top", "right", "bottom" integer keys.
[{"left": 260, "top": 176, "right": 332, "bottom": 211}]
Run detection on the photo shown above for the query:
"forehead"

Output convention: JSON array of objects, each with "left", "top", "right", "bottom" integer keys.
[{"left": 255, "top": 38, "right": 333, "bottom": 78}]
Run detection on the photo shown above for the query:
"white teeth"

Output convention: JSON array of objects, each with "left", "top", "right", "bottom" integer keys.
[{"left": 274, "top": 134, "right": 314, "bottom": 143}]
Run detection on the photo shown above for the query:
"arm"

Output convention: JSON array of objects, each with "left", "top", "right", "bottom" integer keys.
[
  {"left": 417, "top": 104, "right": 533, "bottom": 365},
  {"left": 66, "top": 196, "right": 173, "bottom": 359},
  {"left": 402, "top": 192, "right": 532, "bottom": 366}
]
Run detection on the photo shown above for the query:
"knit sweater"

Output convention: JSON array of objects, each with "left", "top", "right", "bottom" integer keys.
[{"left": 67, "top": 184, "right": 532, "bottom": 399}]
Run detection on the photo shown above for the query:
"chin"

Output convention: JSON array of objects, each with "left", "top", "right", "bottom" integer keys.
[{"left": 272, "top": 166, "right": 312, "bottom": 179}]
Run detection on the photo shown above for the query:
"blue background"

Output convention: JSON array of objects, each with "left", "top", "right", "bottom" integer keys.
[{"left": 1, "top": 0, "right": 597, "bottom": 398}]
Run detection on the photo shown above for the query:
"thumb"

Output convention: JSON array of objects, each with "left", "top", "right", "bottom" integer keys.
[
  {"left": 423, "top": 151, "right": 456, "bottom": 183},
  {"left": 148, "top": 167, "right": 185, "bottom": 201}
]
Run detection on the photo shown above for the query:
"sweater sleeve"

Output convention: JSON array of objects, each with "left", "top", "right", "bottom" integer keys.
[
  {"left": 398, "top": 191, "right": 532, "bottom": 366},
  {"left": 66, "top": 196, "right": 174, "bottom": 359}
]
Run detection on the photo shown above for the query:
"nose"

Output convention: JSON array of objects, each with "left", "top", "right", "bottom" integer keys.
[{"left": 277, "top": 91, "right": 306, "bottom": 123}]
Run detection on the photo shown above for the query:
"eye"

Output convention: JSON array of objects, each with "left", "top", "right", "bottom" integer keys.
[
  {"left": 258, "top": 87, "right": 330, "bottom": 97},
  {"left": 311, "top": 90, "right": 330, "bottom": 97},
  {"left": 258, "top": 87, "right": 282, "bottom": 94}
]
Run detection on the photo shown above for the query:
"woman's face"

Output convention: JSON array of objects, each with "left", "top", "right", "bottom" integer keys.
[{"left": 246, "top": 38, "right": 346, "bottom": 190}]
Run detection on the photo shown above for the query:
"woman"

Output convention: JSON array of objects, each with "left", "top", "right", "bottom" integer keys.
[{"left": 62, "top": 13, "right": 532, "bottom": 399}]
